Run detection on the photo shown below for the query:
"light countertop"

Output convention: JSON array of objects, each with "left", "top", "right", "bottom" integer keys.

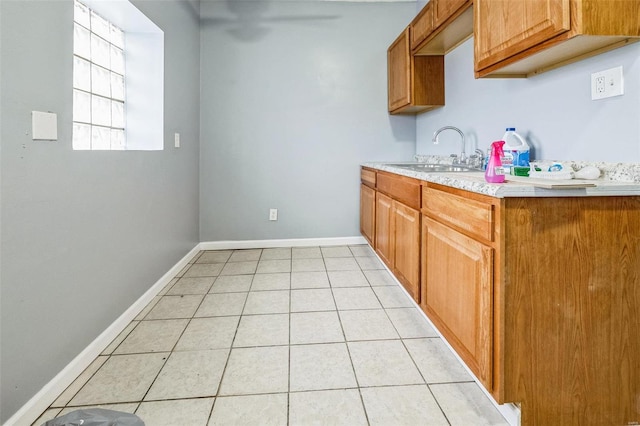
[{"left": 363, "top": 159, "right": 640, "bottom": 198}]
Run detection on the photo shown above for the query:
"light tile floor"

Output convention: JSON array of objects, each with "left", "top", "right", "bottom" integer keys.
[{"left": 34, "top": 245, "right": 509, "bottom": 426}]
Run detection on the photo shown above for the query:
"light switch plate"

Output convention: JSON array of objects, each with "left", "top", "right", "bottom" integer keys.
[{"left": 591, "top": 66, "right": 624, "bottom": 100}]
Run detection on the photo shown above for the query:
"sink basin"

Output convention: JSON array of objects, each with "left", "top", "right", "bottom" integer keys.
[{"left": 386, "top": 163, "right": 481, "bottom": 173}]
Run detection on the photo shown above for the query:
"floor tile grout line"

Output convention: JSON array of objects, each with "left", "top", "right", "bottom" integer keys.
[
  {"left": 350, "top": 247, "right": 418, "bottom": 425},
  {"left": 210, "top": 248, "right": 288, "bottom": 423},
  {"left": 425, "top": 382, "right": 454, "bottom": 425},
  {"left": 139, "top": 250, "right": 237, "bottom": 417},
  {"left": 134, "top": 263, "right": 213, "bottom": 410},
  {"left": 363, "top": 245, "right": 456, "bottom": 425},
  {"left": 48, "top": 356, "right": 109, "bottom": 411},
  {"left": 326, "top": 257, "right": 374, "bottom": 426},
  {"left": 130, "top": 351, "right": 171, "bottom": 413},
  {"left": 58, "top": 268, "right": 199, "bottom": 410},
  {"left": 287, "top": 264, "right": 292, "bottom": 426},
  {"left": 365, "top": 248, "right": 433, "bottom": 386},
  {"left": 38, "top": 245, "right": 503, "bottom": 425},
  {"left": 205, "top": 249, "right": 255, "bottom": 424}
]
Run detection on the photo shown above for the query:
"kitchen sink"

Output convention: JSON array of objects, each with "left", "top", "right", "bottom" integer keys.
[{"left": 386, "top": 163, "right": 481, "bottom": 173}]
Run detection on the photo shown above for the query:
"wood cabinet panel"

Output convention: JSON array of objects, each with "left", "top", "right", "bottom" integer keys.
[
  {"left": 377, "top": 172, "right": 421, "bottom": 211},
  {"left": 411, "top": 0, "right": 473, "bottom": 55},
  {"left": 475, "top": 0, "right": 570, "bottom": 71},
  {"left": 369, "top": 169, "right": 422, "bottom": 302},
  {"left": 393, "top": 202, "right": 421, "bottom": 302},
  {"left": 388, "top": 28, "right": 412, "bottom": 112},
  {"left": 362, "top": 169, "right": 640, "bottom": 424},
  {"left": 475, "top": 0, "right": 640, "bottom": 77},
  {"left": 411, "top": 1, "right": 434, "bottom": 49},
  {"left": 422, "top": 186, "right": 494, "bottom": 242},
  {"left": 422, "top": 216, "right": 493, "bottom": 388},
  {"left": 361, "top": 168, "right": 376, "bottom": 188},
  {"left": 375, "top": 192, "right": 394, "bottom": 268},
  {"left": 501, "top": 196, "right": 640, "bottom": 425},
  {"left": 433, "top": 0, "right": 469, "bottom": 28},
  {"left": 360, "top": 184, "right": 376, "bottom": 247},
  {"left": 388, "top": 28, "right": 445, "bottom": 114}
]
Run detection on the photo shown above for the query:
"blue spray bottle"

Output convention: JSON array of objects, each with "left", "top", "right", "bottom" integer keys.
[{"left": 484, "top": 140, "right": 506, "bottom": 183}]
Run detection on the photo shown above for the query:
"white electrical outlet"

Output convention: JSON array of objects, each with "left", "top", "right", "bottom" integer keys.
[
  {"left": 174, "top": 133, "right": 180, "bottom": 148},
  {"left": 269, "top": 209, "right": 278, "bottom": 221},
  {"left": 591, "top": 66, "right": 624, "bottom": 100}
]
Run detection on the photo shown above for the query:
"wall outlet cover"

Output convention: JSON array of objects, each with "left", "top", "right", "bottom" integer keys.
[{"left": 591, "top": 66, "right": 624, "bottom": 100}]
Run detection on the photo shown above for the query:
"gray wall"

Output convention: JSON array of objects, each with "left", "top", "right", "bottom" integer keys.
[
  {"left": 0, "top": 1, "right": 201, "bottom": 421},
  {"left": 416, "top": 38, "right": 640, "bottom": 162},
  {"left": 199, "top": 0, "right": 417, "bottom": 242}
]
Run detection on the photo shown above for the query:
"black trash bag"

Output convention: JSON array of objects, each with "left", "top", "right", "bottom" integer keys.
[{"left": 43, "top": 408, "right": 144, "bottom": 426}]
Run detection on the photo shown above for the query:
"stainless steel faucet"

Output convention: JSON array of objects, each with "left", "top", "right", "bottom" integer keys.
[
  {"left": 432, "top": 126, "right": 466, "bottom": 164},
  {"left": 471, "top": 148, "right": 485, "bottom": 169}
]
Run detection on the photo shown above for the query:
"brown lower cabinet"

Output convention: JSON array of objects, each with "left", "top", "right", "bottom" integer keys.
[
  {"left": 374, "top": 192, "right": 421, "bottom": 302},
  {"left": 421, "top": 185, "right": 497, "bottom": 391},
  {"left": 360, "top": 166, "right": 640, "bottom": 426},
  {"left": 363, "top": 169, "right": 421, "bottom": 303},
  {"left": 374, "top": 191, "right": 421, "bottom": 303}
]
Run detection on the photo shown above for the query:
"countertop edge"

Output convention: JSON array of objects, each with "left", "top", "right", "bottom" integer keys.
[{"left": 363, "top": 163, "right": 640, "bottom": 198}]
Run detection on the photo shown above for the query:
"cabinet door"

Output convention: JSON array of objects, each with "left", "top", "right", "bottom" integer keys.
[
  {"left": 433, "top": 0, "right": 469, "bottom": 28},
  {"left": 388, "top": 27, "right": 412, "bottom": 112},
  {"left": 393, "top": 201, "right": 420, "bottom": 303},
  {"left": 474, "top": 0, "right": 570, "bottom": 72},
  {"left": 375, "top": 192, "right": 394, "bottom": 268},
  {"left": 422, "top": 216, "right": 493, "bottom": 388},
  {"left": 360, "top": 184, "right": 376, "bottom": 247},
  {"left": 411, "top": 1, "right": 434, "bottom": 49}
]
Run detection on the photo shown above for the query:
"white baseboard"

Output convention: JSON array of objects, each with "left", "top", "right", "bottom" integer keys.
[
  {"left": 200, "top": 236, "right": 367, "bottom": 250},
  {"left": 5, "top": 244, "right": 201, "bottom": 426}
]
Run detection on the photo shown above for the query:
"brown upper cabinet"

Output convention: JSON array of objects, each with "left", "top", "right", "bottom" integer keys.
[
  {"left": 411, "top": 0, "right": 473, "bottom": 55},
  {"left": 474, "top": 0, "right": 640, "bottom": 78},
  {"left": 388, "top": 27, "right": 445, "bottom": 114},
  {"left": 387, "top": 0, "right": 471, "bottom": 115}
]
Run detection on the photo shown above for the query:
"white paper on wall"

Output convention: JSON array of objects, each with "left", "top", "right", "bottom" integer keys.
[{"left": 32, "top": 111, "right": 58, "bottom": 140}]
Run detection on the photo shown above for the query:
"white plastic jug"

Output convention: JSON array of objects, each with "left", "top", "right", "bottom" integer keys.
[{"left": 501, "top": 128, "right": 530, "bottom": 168}]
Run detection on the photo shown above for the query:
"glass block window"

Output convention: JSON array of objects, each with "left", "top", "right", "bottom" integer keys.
[{"left": 73, "top": 0, "right": 126, "bottom": 150}]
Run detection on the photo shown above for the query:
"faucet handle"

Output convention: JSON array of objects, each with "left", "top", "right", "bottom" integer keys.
[{"left": 468, "top": 149, "right": 485, "bottom": 169}]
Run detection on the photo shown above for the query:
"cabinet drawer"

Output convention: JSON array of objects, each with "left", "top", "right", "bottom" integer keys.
[
  {"left": 377, "top": 172, "right": 421, "bottom": 210},
  {"left": 361, "top": 168, "right": 376, "bottom": 188},
  {"left": 422, "top": 187, "right": 494, "bottom": 241}
]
